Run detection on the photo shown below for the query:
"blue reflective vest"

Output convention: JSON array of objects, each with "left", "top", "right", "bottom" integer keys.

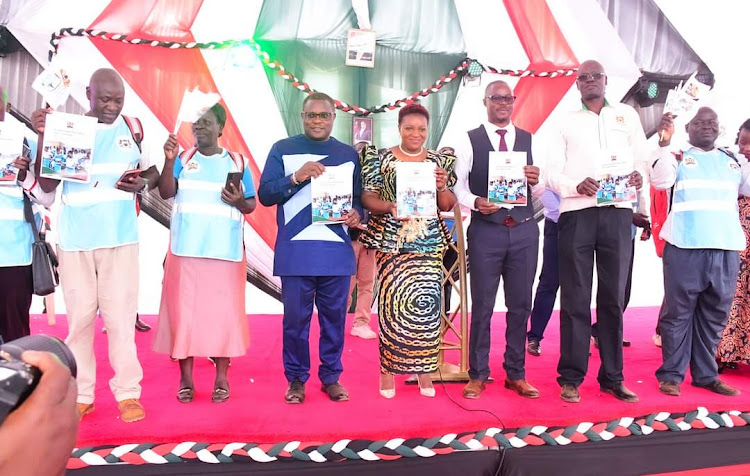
[
  {"left": 171, "top": 149, "right": 246, "bottom": 262},
  {"left": 668, "top": 148, "right": 745, "bottom": 250}
]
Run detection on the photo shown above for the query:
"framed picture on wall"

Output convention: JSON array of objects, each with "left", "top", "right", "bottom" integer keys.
[
  {"left": 352, "top": 116, "right": 373, "bottom": 146},
  {"left": 346, "top": 29, "right": 376, "bottom": 68}
]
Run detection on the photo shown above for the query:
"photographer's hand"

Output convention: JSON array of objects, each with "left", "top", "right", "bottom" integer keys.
[{"left": 0, "top": 351, "right": 78, "bottom": 476}]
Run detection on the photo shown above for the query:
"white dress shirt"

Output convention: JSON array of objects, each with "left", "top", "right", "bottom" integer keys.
[
  {"left": 454, "top": 121, "right": 544, "bottom": 211},
  {"left": 544, "top": 102, "right": 651, "bottom": 215}
]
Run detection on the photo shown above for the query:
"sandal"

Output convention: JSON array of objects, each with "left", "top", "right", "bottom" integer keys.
[
  {"left": 176, "top": 387, "right": 194, "bottom": 403},
  {"left": 212, "top": 386, "right": 230, "bottom": 403}
]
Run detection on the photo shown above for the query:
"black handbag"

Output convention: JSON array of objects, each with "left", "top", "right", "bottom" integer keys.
[{"left": 22, "top": 193, "right": 59, "bottom": 296}]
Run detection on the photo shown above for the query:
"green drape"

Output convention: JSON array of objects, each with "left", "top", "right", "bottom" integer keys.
[{"left": 253, "top": 0, "right": 466, "bottom": 150}]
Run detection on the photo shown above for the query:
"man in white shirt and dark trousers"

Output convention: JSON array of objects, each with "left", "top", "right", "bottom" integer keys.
[
  {"left": 454, "top": 80, "right": 544, "bottom": 400},
  {"left": 651, "top": 108, "right": 746, "bottom": 397},
  {"left": 546, "top": 60, "right": 649, "bottom": 404}
]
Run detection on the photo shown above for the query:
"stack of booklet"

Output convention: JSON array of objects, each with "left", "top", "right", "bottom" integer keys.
[
  {"left": 595, "top": 150, "right": 636, "bottom": 206},
  {"left": 0, "top": 122, "right": 24, "bottom": 185},
  {"left": 40, "top": 111, "right": 97, "bottom": 183},
  {"left": 396, "top": 161, "right": 437, "bottom": 218},
  {"left": 487, "top": 151, "right": 527, "bottom": 208},
  {"left": 311, "top": 162, "right": 354, "bottom": 224}
]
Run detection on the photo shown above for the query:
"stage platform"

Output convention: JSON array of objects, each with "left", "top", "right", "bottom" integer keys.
[{"left": 27, "top": 308, "right": 750, "bottom": 474}]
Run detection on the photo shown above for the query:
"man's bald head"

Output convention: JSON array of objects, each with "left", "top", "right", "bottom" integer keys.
[
  {"left": 483, "top": 80, "right": 515, "bottom": 126},
  {"left": 86, "top": 68, "right": 125, "bottom": 124},
  {"left": 576, "top": 60, "right": 607, "bottom": 101},
  {"left": 686, "top": 106, "right": 720, "bottom": 151},
  {"left": 578, "top": 60, "right": 604, "bottom": 75},
  {"left": 484, "top": 80, "right": 510, "bottom": 97}
]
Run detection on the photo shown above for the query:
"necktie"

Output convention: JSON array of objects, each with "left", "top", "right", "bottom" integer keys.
[{"left": 496, "top": 129, "right": 508, "bottom": 152}]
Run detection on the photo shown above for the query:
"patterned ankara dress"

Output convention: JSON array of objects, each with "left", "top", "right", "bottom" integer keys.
[
  {"left": 360, "top": 146, "right": 456, "bottom": 374},
  {"left": 717, "top": 196, "right": 750, "bottom": 365}
]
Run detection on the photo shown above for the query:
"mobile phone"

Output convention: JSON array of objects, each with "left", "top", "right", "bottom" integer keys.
[
  {"left": 118, "top": 169, "right": 142, "bottom": 183},
  {"left": 225, "top": 172, "right": 242, "bottom": 191}
]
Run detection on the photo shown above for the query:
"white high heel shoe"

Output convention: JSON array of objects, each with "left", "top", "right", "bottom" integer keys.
[
  {"left": 379, "top": 374, "right": 396, "bottom": 399},
  {"left": 417, "top": 375, "right": 435, "bottom": 398}
]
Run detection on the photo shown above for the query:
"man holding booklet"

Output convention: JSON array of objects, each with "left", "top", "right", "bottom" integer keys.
[
  {"left": 546, "top": 60, "right": 649, "bottom": 404},
  {"left": 651, "top": 107, "right": 747, "bottom": 398},
  {"left": 259, "top": 92, "right": 362, "bottom": 404},
  {"left": 31, "top": 68, "right": 159, "bottom": 422},
  {"left": 453, "top": 80, "right": 544, "bottom": 400}
]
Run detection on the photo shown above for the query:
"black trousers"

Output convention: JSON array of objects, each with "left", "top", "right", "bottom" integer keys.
[
  {"left": 0, "top": 265, "right": 33, "bottom": 344},
  {"left": 557, "top": 207, "right": 632, "bottom": 388},
  {"left": 467, "top": 218, "right": 539, "bottom": 381},
  {"left": 592, "top": 237, "right": 635, "bottom": 338}
]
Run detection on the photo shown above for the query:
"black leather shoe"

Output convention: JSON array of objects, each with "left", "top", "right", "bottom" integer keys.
[
  {"left": 135, "top": 316, "right": 151, "bottom": 332},
  {"left": 601, "top": 383, "right": 638, "bottom": 403},
  {"left": 527, "top": 340, "right": 541, "bottom": 356}
]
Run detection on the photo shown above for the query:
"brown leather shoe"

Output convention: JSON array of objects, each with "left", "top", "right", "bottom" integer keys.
[
  {"left": 285, "top": 380, "right": 305, "bottom": 404},
  {"left": 117, "top": 399, "right": 145, "bottom": 423},
  {"left": 77, "top": 402, "right": 94, "bottom": 419},
  {"left": 321, "top": 382, "right": 349, "bottom": 402},
  {"left": 560, "top": 384, "right": 580, "bottom": 403},
  {"left": 601, "top": 383, "right": 639, "bottom": 403},
  {"left": 504, "top": 378, "right": 539, "bottom": 398},
  {"left": 658, "top": 381, "right": 681, "bottom": 396},
  {"left": 462, "top": 379, "right": 486, "bottom": 399},
  {"left": 692, "top": 379, "right": 741, "bottom": 396}
]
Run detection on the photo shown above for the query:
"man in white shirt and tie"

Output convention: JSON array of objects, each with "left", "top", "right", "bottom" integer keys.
[{"left": 453, "top": 80, "right": 544, "bottom": 400}]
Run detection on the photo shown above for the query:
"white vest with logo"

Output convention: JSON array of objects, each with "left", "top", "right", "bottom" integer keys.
[
  {"left": 171, "top": 148, "right": 245, "bottom": 262},
  {"left": 668, "top": 148, "right": 745, "bottom": 250}
]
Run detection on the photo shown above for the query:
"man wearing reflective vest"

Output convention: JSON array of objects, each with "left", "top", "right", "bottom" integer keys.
[
  {"left": 651, "top": 107, "right": 749, "bottom": 397},
  {"left": 32, "top": 68, "right": 159, "bottom": 422}
]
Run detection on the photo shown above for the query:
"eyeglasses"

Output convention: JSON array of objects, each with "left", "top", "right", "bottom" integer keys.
[
  {"left": 302, "top": 112, "right": 334, "bottom": 120},
  {"left": 691, "top": 120, "right": 719, "bottom": 129},
  {"left": 576, "top": 72, "right": 606, "bottom": 82},
  {"left": 485, "top": 95, "right": 516, "bottom": 104}
]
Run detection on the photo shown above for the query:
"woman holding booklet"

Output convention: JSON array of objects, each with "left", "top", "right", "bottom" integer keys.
[
  {"left": 153, "top": 103, "right": 256, "bottom": 404},
  {"left": 0, "top": 90, "right": 56, "bottom": 343},
  {"left": 360, "top": 103, "right": 457, "bottom": 398}
]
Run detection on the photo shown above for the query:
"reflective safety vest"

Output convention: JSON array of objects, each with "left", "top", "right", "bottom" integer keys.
[
  {"left": 58, "top": 116, "right": 141, "bottom": 251},
  {"left": 170, "top": 148, "right": 246, "bottom": 262},
  {"left": 668, "top": 148, "right": 745, "bottom": 250},
  {"left": 0, "top": 185, "right": 33, "bottom": 266}
]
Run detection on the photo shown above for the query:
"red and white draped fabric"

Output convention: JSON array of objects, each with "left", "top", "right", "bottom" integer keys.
[{"left": 6, "top": 0, "right": 644, "bottom": 306}]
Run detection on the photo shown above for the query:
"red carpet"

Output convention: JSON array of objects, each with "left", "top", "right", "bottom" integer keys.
[{"left": 30, "top": 307, "right": 750, "bottom": 447}]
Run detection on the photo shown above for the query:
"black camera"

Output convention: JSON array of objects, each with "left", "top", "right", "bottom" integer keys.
[{"left": 0, "top": 335, "right": 77, "bottom": 424}]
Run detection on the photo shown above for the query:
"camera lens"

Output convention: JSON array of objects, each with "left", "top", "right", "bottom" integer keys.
[{"left": 1, "top": 335, "right": 77, "bottom": 378}]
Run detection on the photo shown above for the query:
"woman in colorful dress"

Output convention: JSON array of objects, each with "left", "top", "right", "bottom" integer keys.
[
  {"left": 360, "top": 103, "right": 457, "bottom": 398},
  {"left": 717, "top": 119, "right": 750, "bottom": 370},
  {"left": 153, "top": 103, "right": 256, "bottom": 403}
]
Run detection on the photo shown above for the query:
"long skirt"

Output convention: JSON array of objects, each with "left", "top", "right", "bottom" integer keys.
[
  {"left": 717, "top": 197, "right": 750, "bottom": 364},
  {"left": 152, "top": 252, "right": 250, "bottom": 359},
  {"left": 377, "top": 251, "right": 442, "bottom": 374}
]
